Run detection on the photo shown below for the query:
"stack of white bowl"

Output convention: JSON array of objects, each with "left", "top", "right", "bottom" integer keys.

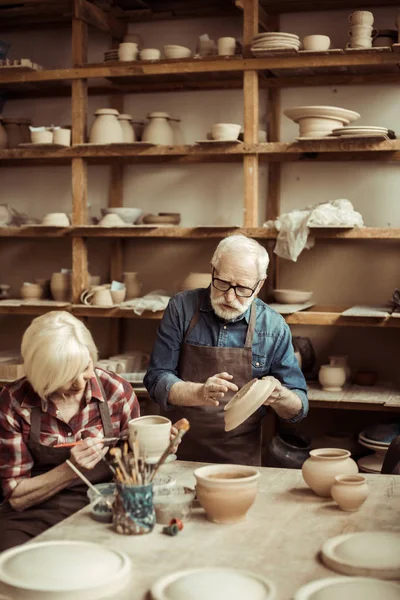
[
  {"left": 348, "top": 10, "right": 376, "bottom": 49},
  {"left": 251, "top": 32, "right": 300, "bottom": 57}
]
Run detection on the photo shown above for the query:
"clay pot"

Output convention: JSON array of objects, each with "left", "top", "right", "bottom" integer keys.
[
  {"left": 128, "top": 416, "right": 171, "bottom": 460},
  {"left": 318, "top": 364, "right": 346, "bottom": 392},
  {"left": 142, "top": 112, "right": 174, "bottom": 145},
  {"left": 50, "top": 272, "right": 72, "bottom": 302},
  {"left": 118, "top": 114, "right": 135, "bottom": 143},
  {"left": 302, "top": 448, "right": 358, "bottom": 497},
  {"left": 194, "top": 464, "right": 260, "bottom": 524},
  {"left": 123, "top": 272, "right": 141, "bottom": 299},
  {"left": 89, "top": 109, "right": 124, "bottom": 144},
  {"left": 266, "top": 432, "right": 311, "bottom": 469},
  {"left": 20, "top": 283, "right": 43, "bottom": 300},
  {"left": 0, "top": 118, "right": 8, "bottom": 149},
  {"left": 331, "top": 474, "right": 369, "bottom": 511}
]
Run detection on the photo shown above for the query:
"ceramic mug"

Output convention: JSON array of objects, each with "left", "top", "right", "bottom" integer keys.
[
  {"left": 346, "top": 38, "right": 373, "bottom": 49},
  {"left": 31, "top": 130, "right": 53, "bottom": 144},
  {"left": 128, "top": 416, "right": 172, "bottom": 460},
  {"left": 53, "top": 128, "right": 71, "bottom": 146},
  {"left": 81, "top": 286, "right": 113, "bottom": 307},
  {"left": 348, "top": 10, "right": 374, "bottom": 26},
  {"left": 118, "top": 42, "right": 138, "bottom": 61},
  {"left": 111, "top": 288, "right": 126, "bottom": 304},
  {"left": 217, "top": 36, "right": 236, "bottom": 56},
  {"left": 303, "top": 35, "right": 330, "bottom": 51}
]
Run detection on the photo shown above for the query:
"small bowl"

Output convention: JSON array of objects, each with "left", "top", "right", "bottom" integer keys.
[
  {"left": 164, "top": 45, "right": 192, "bottom": 59},
  {"left": 153, "top": 486, "right": 195, "bottom": 524},
  {"left": 100, "top": 207, "right": 142, "bottom": 224},
  {"left": 353, "top": 370, "right": 378, "bottom": 386},
  {"left": 273, "top": 289, "right": 313, "bottom": 304},
  {"left": 41, "top": 212, "right": 70, "bottom": 227},
  {"left": 140, "top": 48, "right": 161, "bottom": 60},
  {"left": 211, "top": 123, "right": 241, "bottom": 141},
  {"left": 180, "top": 272, "right": 211, "bottom": 291},
  {"left": 31, "top": 130, "right": 53, "bottom": 144},
  {"left": 90, "top": 497, "right": 113, "bottom": 523},
  {"left": 98, "top": 213, "right": 126, "bottom": 227}
]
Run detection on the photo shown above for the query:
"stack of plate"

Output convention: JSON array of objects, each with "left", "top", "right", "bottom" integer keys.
[
  {"left": 251, "top": 32, "right": 300, "bottom": 56},
  {"left": 331, "top": 125, "right": 390, "bottom": 140},
  {"left": 104, "top": 49, "right": 119, "bottom": 62},
  {"left": 357, "top": 423, "right": 399, "bottom": 473}
]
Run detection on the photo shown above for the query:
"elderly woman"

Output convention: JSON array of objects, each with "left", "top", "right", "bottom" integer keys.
[{"left": 0, "top": 311, "right": 140, "bottom": 551}]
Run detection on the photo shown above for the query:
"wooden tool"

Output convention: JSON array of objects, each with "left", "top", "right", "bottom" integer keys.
[{"left": 149, "top": 419, "right": 190, "bottom": 482}]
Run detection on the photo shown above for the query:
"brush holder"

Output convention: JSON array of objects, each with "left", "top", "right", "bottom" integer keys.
[{"left": 112, "top": 482, "right": 155, "bottom": 535}]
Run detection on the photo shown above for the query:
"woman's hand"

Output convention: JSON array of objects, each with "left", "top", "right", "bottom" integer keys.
[{"left": 69, "top": 438, "right": 107, "bottom": 470}]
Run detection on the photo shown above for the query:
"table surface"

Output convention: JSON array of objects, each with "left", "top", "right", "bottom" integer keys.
[{"left": 35, "top": 462, "right": 400, "bottom": 600}]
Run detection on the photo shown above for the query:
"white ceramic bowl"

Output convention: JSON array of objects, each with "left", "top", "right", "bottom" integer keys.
[
  {"left": 41, "top": 212, "right": 70, "bottom": 227},
  {"left": 98, "top": 213, "right": 125, "bottom": 227},
  {"left": 303, "top": 35, "right": 331, "bottom": 51},
  {"left": 31, "top": 130, "right": 53, "bottom": 144},
  {"left": 211, "top": 123, "right": 241, "bottom": 141},
  {"left": 100, "top": 207, "right": 142, "bottom": 224},
  {"left": 273, "top": 289, "right": 313, "bottom": 304},
  {"left": 164, "top": 46, "right": 192, "bottom": 59},
  {"left": 140, "top": 48, "right": 161, "bottom": 60}
]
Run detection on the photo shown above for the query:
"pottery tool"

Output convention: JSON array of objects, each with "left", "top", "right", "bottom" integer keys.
[
  {"left": 149, "top": 419, "right": 190, "bottom": 482},
  {"left": 66, "top": 459, "right": 103, "bottom": 498}
]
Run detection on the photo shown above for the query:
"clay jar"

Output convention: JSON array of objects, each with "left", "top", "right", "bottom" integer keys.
[
  {"left": 318, "top": 364, "right": 346, "bottom": 392},
  {"left": 302, "top": 448, "right": 358, "bottom": 497},
  {"left": 89, "top": 109, "right": 124, "bottom": 144},
  {"left": 128, "top": 416, "right": 171, "bottom": 460},
  {"left": 50, "top": 272, "right": 71, "bottom": 302},
  {"left": 142, "top": 112, "right": 174, "bottom": 145},
  {"left": 331, "top": 474, "right": 369, "bottom": 511},
  {"left": 20, "top": 283, "right": 43, "bottom": 300},
  {"left": 118, "top": 114, "right": 135, "bottom": 143},
  {"left": 194, "top": 464, "right": 260, "bottom": 524},
  {"left": 123, "top": 272, "right": 141, "bottom": 299}
]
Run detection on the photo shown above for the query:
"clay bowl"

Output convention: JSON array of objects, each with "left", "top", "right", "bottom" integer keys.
[
  {"left": 273, "top": 289, "right": 313, "bottom": 304},
  {"left": 142, "top": 213, "right": 181, "bottom": 225},
  {"left": 353, "top": 370, "right": 377, "bottom": 386},
  {"left": 194, "top": 464, "right": 260, "bottom": 524},
  {"left": 101, "top": 207, "right": 142, "bottom": 224}
]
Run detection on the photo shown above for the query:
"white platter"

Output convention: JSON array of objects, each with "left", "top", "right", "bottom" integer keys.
[
  {"left": 224, "top": 378, "right": 275, "bottom": 432},
  {"left": 294, "top": 576, "right": 400, "bottom": 600},
  {"left": 332, "top": 126, "right": 389, "bottom": 134},
  {"left": 150, "top": 568, "right": 276, "bottom": 600},
  {"left": 321, "top": 532, "right": 400, "bottom": 579},
  {"left": 284, "top": 106, "right": 361, "bottom": 124},
  {"left": 0, "top": 541, "right": 131, "bottom": 600},
  {"left": 268, "top": 302, "right": 315, "bottom": 315}
]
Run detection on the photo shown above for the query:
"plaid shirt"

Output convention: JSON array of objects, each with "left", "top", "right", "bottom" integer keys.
[{"left": 0, "top": 368, "right": 139, "bottom": 499}]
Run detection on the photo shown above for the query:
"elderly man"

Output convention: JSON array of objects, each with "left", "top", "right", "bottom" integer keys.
[{"left": 144, "top": 234, "right": 308, "bottom": 465}]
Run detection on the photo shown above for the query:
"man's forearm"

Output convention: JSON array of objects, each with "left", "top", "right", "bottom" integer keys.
[
  {"left": 9, "top": 462, "right": 78, "bottom": 512},
  {"left": 168, "top": 381, "right": 203, "bottom": 406},
  {"left": 272, "top": 387, "right": 303, "bottom": 419}
]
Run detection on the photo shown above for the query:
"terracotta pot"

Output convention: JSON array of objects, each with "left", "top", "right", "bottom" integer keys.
[
  {"left": 50, "top": 272, "right": 72, "bottom": 302},
  {"left": 89, "top": 109, "right": 124, "bottom": 144},
  {"left": 194, "top": 464, "right": 260, "bottom": 524},
  {"left": 302, "top": 448, "right": 358, "bottom": 497},
  {"left": 20, "top": 283, "right": 43, "bottom": 300},
  {"left": 331, "top": 474, "right": 369, "bottom": 511},
  {"left": 118, "top": 114, "right": 135, "bottom": 143},
  {"left": 128, "top": 416, "right": 171, "bottom": 460},
  {"left": 318, "top": 364, "right": 346, "bottom": 392},
  {"left": 142, "top": 112, "right": 174, "bottom": 145},
  {"left": 0, "top": 119, "right": 8, "bottom": 149},
  {"left": 123, "top": 272, "right": 141, "bottom": 299}
]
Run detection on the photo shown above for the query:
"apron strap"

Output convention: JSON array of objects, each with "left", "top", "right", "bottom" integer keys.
[
  {"left": 28, "top": 407, "right": 42, "bottom": 445},
  {"left": 244, "top": 301, "right": 257, "bottom": 349},
  {"left": 184, "top": 308, "right": 201, "bottom": 342},
  {"left": 94, "top": 370, "right": 114, "bottom": 437}
]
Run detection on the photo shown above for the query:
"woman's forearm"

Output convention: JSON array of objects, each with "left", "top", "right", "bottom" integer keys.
[{"left": 9, "top": 462, "right": 78, "bottom": 512}]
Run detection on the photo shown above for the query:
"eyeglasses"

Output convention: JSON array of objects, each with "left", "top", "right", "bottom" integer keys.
[{"left": 212, "top": 269, "right": 260, "bottom": 298}]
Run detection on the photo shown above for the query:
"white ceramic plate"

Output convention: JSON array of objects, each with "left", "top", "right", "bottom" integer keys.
[
  {"left": 294, "top": 576, "right": 400, "bottom": 600},
  {"left": 224, "top": 378, "right": 275, "bottom": 432},
  {"left": 0, "top": 541, "right": 131, "bottom": 600},
  {"left": 321, "top": 532, "right": 400, "bottom": 579},
  {"left": 284, "top": 106, "right": 361, "bottom": 125},
  {"left": 150, "top": 568, "right": 276, "bottom": 600},
  {"left": 331, "top": 126, "right": 388, "bottom": 134},
  {"left": 252, "top": 32, "right": 299, "bottom": 41}
]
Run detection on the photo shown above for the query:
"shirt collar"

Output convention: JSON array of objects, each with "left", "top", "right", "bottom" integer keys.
[{"left": 199, "top": 287, "right": 251, "bottom": 324}]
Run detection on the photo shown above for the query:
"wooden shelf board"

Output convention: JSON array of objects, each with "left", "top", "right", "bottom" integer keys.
[{"left": 286, "top": 306, "right": 400, "bottom": 327}]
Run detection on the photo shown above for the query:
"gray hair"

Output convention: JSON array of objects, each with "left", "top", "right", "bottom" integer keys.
[
  {"left": 21, "top": 311, "right": 98, "bottom": 399},
  {"left": 211, "top": 234, "right": 269, "bottom": 279}
]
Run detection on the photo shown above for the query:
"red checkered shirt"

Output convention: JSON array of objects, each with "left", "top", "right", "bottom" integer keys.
[{"left": 0, "top": 368, "right": 140, "bottom": 499}]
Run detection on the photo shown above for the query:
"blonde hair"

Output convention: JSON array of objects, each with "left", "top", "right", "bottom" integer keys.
[
  {"left": 211, "top": 234, "right": 269, "bottom": 279},
  {"left": 21, "top": 311, "right": 98, "bottom": 399}
]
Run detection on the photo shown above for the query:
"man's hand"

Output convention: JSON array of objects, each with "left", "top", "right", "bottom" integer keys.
[
  {"left": 261, "top": 375, "right": 303, "bottom": 419},
  {"left": 197, "top": 372, "right": 239, "bottom": 407},
  {"left": 69, "top": 438, "right": 107, "bottom": 470},
  {"left": 261, "top": 376, "right": 286, "bottom": 406}
]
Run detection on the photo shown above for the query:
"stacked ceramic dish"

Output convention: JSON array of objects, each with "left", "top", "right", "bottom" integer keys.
[
  {"left": 251, "top": 32, "right": 300, "bottom": 56},
  {"left": 357, "top": 423, "right": 400, "bottom": 473},
  {"left": 330, "top": 125, "right": 390, "bottom": 140},
  {"left": 284, "top": 105, "right": 361, "bottom": 139},
  {"left": 104, "top": 48, "right": 118, "bottom": 62}
]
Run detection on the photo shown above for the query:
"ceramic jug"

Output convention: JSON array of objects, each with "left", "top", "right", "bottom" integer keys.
[
  {"left": 331, "top": 474, "right": 369, "bottom": 511},
  {"left": 50, "top": 272, "right": 72, "bottom": 302},
  {"left": 118, "top": 114, "right": 135, "bottom": 143},
  {"left": 142, "top": 112, "right": 174, "bottom": 145},
  {"left": 123, "top": 272, "right": 141, "bottom": 299},
  {"left": 0, "top": 118, "right": 8, "bottom": 149},
  {"left": 89, "top": 109, "right": 124, "bottom": 144},
  {"left": 302, "top": 448, "right": 358, "bottom": 497}
]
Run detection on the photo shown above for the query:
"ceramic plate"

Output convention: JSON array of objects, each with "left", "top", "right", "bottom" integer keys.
[
  {"left": 321, "top": 532, "right": 400, "bottom": 579},
  {"left": 0, "top": 541, "right": 131, "bottom": 599},
  {"left": 252, "top": 32, "right": 299, "bottom": 41},
  {"left": 359, "top": 432, "right": 389, "bottom": 447},
  {"left": 150, "top": 568, "right": 276, "bottom": 600},
  {"left": 357, "top": 453, "right": 384, "bottom": 473},
  {"left": 284, "top": 106, "right": 361, "bottom": 124},
  {"left": 294, "top": 576, "right": 400, "bottom": 600},
  {"left": 194, "top": 140, "right": 242, "bottom": 145},
  {"left": 331, "top": 126, "right": 388, "bottom": 134},
  {"left": 224, "top": 378, "right": 276, "bottom": 432}
]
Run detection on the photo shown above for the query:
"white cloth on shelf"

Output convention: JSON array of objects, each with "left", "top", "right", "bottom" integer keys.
[
  {"left": 120, "top": 290, "right": 170, "bottom": 316},
  {"left": 263, "top": 199, "right": 364, "bottom": 262}
]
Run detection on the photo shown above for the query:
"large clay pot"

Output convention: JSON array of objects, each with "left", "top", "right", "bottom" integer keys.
[
  {"left": 0, "top": 118, "right": 8, "bottom": 149},
  {"left": 302, "top": 448, "right": 358, "bottom": 497},
  {"left": 331, "top": 474, "right": 369, "bottom": 511},
  {"left": 142, "top": 112, "right": 174, "bottom": 145},
  {"left": 118, "top": 114, "right": 135, "bottom": 143},
  {"left": 123, "top": 272, "right": 141, "bottom": 300},
  {"left": 266, "top": 432, "right": 311, "bottom": 469},
  {"left": 50, "top": 272, "right": 72, "bottom": 302},
  {"left": 89, "top": 109, "right": 124, "bottom": 144}
]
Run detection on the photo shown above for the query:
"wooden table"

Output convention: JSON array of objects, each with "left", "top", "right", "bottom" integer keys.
[{"left": 35, "top": 462, "right": 400, "bottom": 600}]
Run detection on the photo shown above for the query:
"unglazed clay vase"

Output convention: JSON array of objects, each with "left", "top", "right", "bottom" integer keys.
[
  {"left": 89, "top": 109, "right": 124, "bottom": 144},
  {"left": 302, "top": 448, "right": 358, "bottom": 497},
  {"left": 118, "top": 114, "right": 135, "bottom": 143},
  {"left": 318, "top": 364, "right": 346, "bottom": 392},
  {"left": 142, "top": 112, "right": 174, "bottom": 145},
  {"left": 123, "top": 272, "right": 141, "bottom": 299},
  {"left": 331, "top": 474, "right": 369, "bottom": 511},
  {"left": 50, "top": 272, "right": 72, "bottom": 302},
  {"left": 128, "top": 416, "right": 171, "bottom": 460},
  {"left": 194, "top": 464, "right": 260, "bottom": 524}
]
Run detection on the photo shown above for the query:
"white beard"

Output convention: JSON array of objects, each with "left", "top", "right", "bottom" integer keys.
[{"left": 211, "top": 294, "right": 253, "bottom": 321}]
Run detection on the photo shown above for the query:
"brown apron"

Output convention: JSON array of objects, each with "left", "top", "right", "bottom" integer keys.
[
  {"left": 162, "top": 301, "right": 265, "bottom": 466},
  {"left": 0, "top": 373, "right": 113, "bottom": 551}
]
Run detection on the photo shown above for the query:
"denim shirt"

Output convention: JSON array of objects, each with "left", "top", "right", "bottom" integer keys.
[{"left": 144, "top": 287, "right": 308, "bottom": 424}]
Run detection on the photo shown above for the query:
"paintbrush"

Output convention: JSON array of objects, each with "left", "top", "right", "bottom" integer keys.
[
  {"left": 149, "top": 419, "right": 190, "bottom": 483},
  {"left": 65, "top": 459, "right": 112, "bottom": 508},
  {"left": 110, "top": 447, "right": 132, "bottom": 484}
]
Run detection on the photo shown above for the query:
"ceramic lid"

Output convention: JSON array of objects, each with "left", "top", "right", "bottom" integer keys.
[
  {"left": 151, "top": 568, "right": 276, "bottom": 600},
  {"left": 147, "top": 112, "right": 171, "bottom": 119},
  {"left": 224, "top": 378, "right": 275, "bottom": 432},
  {"left": 95, "top": 108, "right": 119, "bottom": 116},
  {"left": 0, "top": 541, "right": 131, "bottom": 593},
  {"left": 294, "top": 576, "right": 400, "bottom": 600}
]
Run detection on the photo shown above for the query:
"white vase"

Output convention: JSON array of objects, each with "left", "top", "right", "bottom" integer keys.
[
  {"left": 89, "top": 109, "right": 124, "bottom": 144},
  {"left": 118, "top": 114, "right": 135, "bottom": 143},
  {"left": 142, "top": 112, "right": 174, "bottom": 145},
  {"left": 318, "top": 364, "right": 346, "bottom": 392}
]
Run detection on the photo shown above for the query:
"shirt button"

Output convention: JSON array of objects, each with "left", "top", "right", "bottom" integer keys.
[
  {"left": 256, "top": 362, "right": 260, "bottom": 367},
  {"left": 223, "top": 325, "right": 227, "bottom": 330}
]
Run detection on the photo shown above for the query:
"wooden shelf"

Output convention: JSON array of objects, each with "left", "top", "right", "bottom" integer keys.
[
  {"left": 285, "top": 306, "right": 400, "bottom": 328},
  {"left": 307, "top": 382, "right": 400, "bottom": 412}
]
